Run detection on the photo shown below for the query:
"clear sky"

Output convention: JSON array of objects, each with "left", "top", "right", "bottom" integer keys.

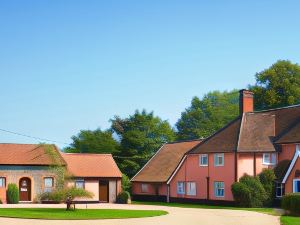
[{"left": 1, "top": 0, "right": 300, "bottom": 148}]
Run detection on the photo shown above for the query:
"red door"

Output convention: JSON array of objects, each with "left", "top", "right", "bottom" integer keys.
[{"left": 19, "top": 178, "right": 31, "bottom": 201}]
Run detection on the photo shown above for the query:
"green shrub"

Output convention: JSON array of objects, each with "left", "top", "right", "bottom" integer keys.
[
  {"left": 116, "top": 191, "right": 130, "bottom": 204},
  {"left": 231, "top": 182, "right": 252, "bottom": 207},
  {"left": 6, "top": 183, "right": 19, "bottom": 204},
  {"left": 231, "top": 174, "right": 267, "bottom": 207},
  {"left": 282, "top": 193, "right": 300, "bottom": 216},
  {"left": 122, "top": 174, "right": 131, "bottom": 192},
  {"left": 259, "top": 169, "right": 276, "bottom": 206},
  {"left": 39, "top": 187, "right": 93, "bottom": 202}
]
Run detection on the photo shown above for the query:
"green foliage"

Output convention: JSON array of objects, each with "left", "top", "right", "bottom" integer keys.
[
  {"left": 231, "top": 182, "right": 252, "bottom": 207},
  {"left": 6, "top": 183, "right": 19, "bottom": 204},
  {"left": 116, "top": 191, "right": 130, "bottom": 204},
  {"left": 274, "top": 159, "right": 291, "bottom": 180},
  {"left": 122, "top": 174, "right": 131, "bottom": 192},
  {"left": 64, "top": 129, "right": 119, "bottom": 154},
  {"left": 231, "top": 174, "right": 267, "bottom": 207},
  {"left": 176, "top": 90, "right": 239, "bottom": 140},
  {"left": 258, "top": 169, "right": 276, "bottom": 206},
  {"left": 111, "top": 110, "right": 175, "bottom": 177},
  {"left": 39, "top": 187, "right": 93, "bottom": 202},
  {"left": 282, "top": 193, "right": 300, "bottom": 216},
  {"left": 249, "top": 60, "right": 300, "bottom": 110}
]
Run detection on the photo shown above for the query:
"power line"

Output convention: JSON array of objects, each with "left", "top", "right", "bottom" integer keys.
[{"left": 0, "top": 128, "right": 69, "bottom": 145}]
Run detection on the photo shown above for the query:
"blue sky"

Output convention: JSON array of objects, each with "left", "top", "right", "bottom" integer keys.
[{"left": 1, "top": 0, "right": 300, "bottom": 148}]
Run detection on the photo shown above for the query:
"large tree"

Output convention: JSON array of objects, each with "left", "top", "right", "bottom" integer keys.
[
  {"left": 250, "top": 60, "right": 300, "bottom": 110},
  {"left": 64, "top": 129, "right": 119, "bottom": 154},
  {"left": 176, "top": 90, "right": 239, "bottom": 140},
  {"left": 111, "top": 110, "right": 175, "bottom": 177}
]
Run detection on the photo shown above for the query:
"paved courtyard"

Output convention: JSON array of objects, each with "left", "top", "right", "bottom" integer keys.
[{"left": 0, "top": 203, "right": 279, "bottom": 225}]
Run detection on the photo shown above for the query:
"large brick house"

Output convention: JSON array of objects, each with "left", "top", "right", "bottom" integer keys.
[
  {"left": 132, "top": 90, "right": 300, "bottom": 204},
  {"left": 0, "top": 144, "right": 122, "bottom": 203}
]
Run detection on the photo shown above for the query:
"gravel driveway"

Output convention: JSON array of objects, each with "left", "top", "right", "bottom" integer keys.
[{"left": 0, "top": 203, "right": 279, "bottom": 225}]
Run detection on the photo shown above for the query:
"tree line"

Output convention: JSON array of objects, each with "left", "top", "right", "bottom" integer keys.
[{"left": 64, "top": 60, "right": 300, "bottom": 178}]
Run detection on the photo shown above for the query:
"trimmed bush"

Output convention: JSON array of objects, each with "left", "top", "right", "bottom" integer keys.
[
  {"left": 39, "top": 187, "right": 93, "bottom": 203},
  {"left": 116, "top": 191, "right": 130, "bottom": 204},
  {"left": 231, "top": 174, "right": 267, "bottom": 207},
  {"left": 231, "top": 182, "right": 252, "bottom": 207},
  {"left": 122, "top": 174, "right": 131, "bottom": 192},
  {"left": 7, "top": 183, "right": 19, "bottom": 204},
  {"left": 282, "top": 193, "right": 300, "bottom": 216},
  {"left": 259, "top": 169, "right": 276, "bottom": 206}
]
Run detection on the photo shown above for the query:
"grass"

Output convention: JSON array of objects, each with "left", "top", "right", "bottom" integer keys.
[
  {"left": 132, "top": 201, "right": 278, "bottom": 215},
  {"left": 0, "top": 208, "right": 168, "bottom": 220},
  {"left": 281, "top": 216, "right": 300, "bottom": 225}
]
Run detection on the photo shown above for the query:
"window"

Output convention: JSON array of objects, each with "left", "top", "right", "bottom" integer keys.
[
  {"left": 293, "top": 179, "right": 300, "bottom": 193},
  {"left": 177, "top": 182, "right": 185, "bottom": 194},
  {"left": 75, "top": 179, "right": 85, "bottom": 189},
  {"left": 214, "top": 153, "right": 224, "bottom": 166},
  {"left": 44, "top": 177, "right": 54, "bottom": 192},
  {"left": 199, "top": 154, "right": 208, "bottom": 166},
  {"left": 187, "top": 182, "right": 196, "bottom": 196},
  {"left": 0, "top": 177, "right": 5, "bottom": 188},
  {"left": 276, "top": 182, "right": 284, "bottom": 198},
  {"left": 141, "top": 184, "right": 148, "bottom": 193},
  {"left": 214, "top": 181, "right": 225, "bottom": 197},
  {"left": 263, "top": 153, "right": 276, "bottom": 165}
]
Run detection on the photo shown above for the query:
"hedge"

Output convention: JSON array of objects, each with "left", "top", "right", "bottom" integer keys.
[
  {"left": 116, "top": 191, "right": 130, "bottom": 204},
  {"left": 282, "top": 193, "right": 300, "bottom": 216}
]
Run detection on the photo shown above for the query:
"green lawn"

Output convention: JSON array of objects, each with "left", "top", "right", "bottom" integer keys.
[
  {"left": 0, "top": 208, "right": 168, "bottom": 220},
  {"left": 281, "top": 216, "right": 300, "bottom": 225},
  {"left": 132, "top": 201, "right": 277, "bottom": 215}
]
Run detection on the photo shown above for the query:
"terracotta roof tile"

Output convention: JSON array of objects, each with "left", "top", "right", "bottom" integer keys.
[
  {"left": 0, "top": 143, "right": 65, "bottom": 165},
  {"left": 61, "top": 153, "right": 122, "bottom": 178},
  {"left": 131, "top": 140, "right": 201, "bottom": 182}
]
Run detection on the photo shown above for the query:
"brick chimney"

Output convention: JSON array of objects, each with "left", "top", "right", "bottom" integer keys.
[{"left": 239, "top": 89, "right": 254, "bottom": 115}]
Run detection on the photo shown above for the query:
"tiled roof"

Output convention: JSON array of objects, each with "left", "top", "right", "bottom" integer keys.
[
  {"left": 0, "top": 143, "right": 66, "bottom": 165},
  {"left": 191, "top": 105, "right": 300, "bottom": 154},
  {"left": 61, "top": 153, "right": 122, "bottom": 178},
  {"left": 131, "top": 140, "right": 202, "bottom": 182}
]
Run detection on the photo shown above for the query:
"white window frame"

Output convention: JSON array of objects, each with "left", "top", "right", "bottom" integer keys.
[
  {"left": 293, "top": 179, "right": 300, "bottom": 193},
  {"left": 141, "top": 183, "right": 148, "bottom": 193},
  {"left": 275, "top": 182, "right": 284, "bottom": 198},
  {"left": 199, "top": 154, "right": 208, "bottom": 166},
  {"left": 0, "top": 177, "right": 5, "bottom": 188},
  {"left": 177, "top": 182, "right": 185, "bottom": 194},
  {"left": 186, "top": 182, "right": 196, "bottom": 196},
  {"left": 263, "top": 153, "right": 276, "bottom": 165},
  {"left": 75, "top": 179, "right": 85, "bottom": 189},
  {"left": 44, "top": 177, "right": 54, "bottom": 192},
  {"left": 214, "top": 181, "right": 225, "bottom": 197},
  {"left": 214, "top": 153, "right": 224, "bottom": 166}
]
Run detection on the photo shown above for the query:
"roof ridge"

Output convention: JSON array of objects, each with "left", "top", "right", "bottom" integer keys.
[
  {"left": 254, "top": 104, "right": 300, "bottom": 113},
  {"left": 62, "top": 152, "right": 113, "bottom": 156},
  {"left": 166, "top": 139, "right": 203, "bottom": 144}
]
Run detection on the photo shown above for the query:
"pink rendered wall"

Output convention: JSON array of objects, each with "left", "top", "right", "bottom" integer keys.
[
  {"left": 237, "top": 153, "right": 254, "bottom": 178},
  {"left": 0, "top": 188, "right": 6, "bottom": 203},
  {"left": 132, "top": 182, "right": 167, "bottom": 196},
  {"left": 170, "top": 153, "right": 235, "bottom": 201},
  {"left": 285, "top": 155, "right": 300, "bottom": 193},
  {"left": 279, "top": 144, "right": 296, "bottom": 161}
]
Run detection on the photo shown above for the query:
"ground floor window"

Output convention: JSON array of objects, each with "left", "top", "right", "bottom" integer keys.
[
  {"left": 75, "top": 179, "right": 85, "bottom": 189},
  {"left": 44, "top": 177, "right": 54, "bottom": 192},
  {"left": 275, "top": 182, "right": 284, "bottom": 197},
  {"left": 214, "top": 181, "right": 224, "bottom": 197},
  {"left": 293, "top": 179, "right": 300, "bottom": 193},
  {"left": 141, "top": 183, "right": 148, "bottom": 193},
  {"left": 177, "top": 182, "right": 185, "bottom": 194},
  {"left": 0, "top": 177, "right": 5, "bottom": 188},
  {"left": 186, "top": 182, "right": 196, "bottom": 196}
]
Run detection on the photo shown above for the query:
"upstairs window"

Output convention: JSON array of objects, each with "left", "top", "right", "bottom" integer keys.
[
  {"left": 214, "top": 153, "right": 224, "bottom": 166},
  {"left": 199, "top": 154, "right": 208, "bottom": 166},
  {"left": 141, "top": 184, "right": 148, "bottom": 193},
  {"left": 263, "top": 153, "right": 276, "bottom": 165},
  {"left": 75, "top": 179, "right": 85, "bottom": 189},
  {"left": 44, "top": 177, "right": 54, "bottom": 192},
  {"left": 0, "top": 177, "right": 5, "bottom": 188},
  {"left": 177, "top": 182, "right": 185, "bottom": 194},
  {"left": 186, "top": 182, "right": 196, "bottom": 196}
]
